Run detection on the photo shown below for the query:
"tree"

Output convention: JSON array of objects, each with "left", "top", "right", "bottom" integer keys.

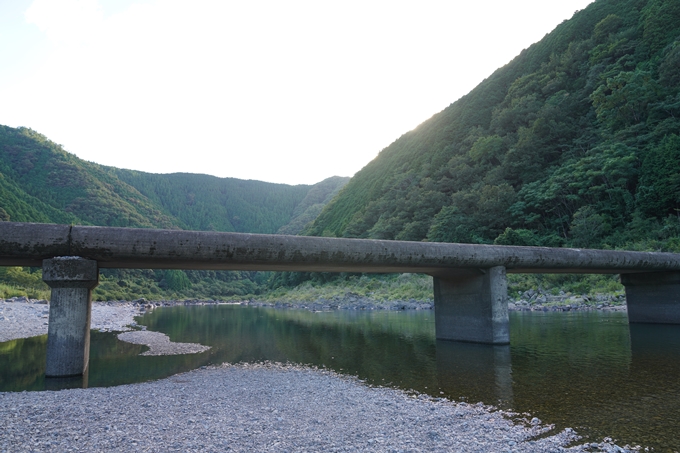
[
  {"left": 164, "top": 270, "right": 191, "bottom": 291},
  {"left": 636, "top": 134, "right": 680, "bottom": 218}
]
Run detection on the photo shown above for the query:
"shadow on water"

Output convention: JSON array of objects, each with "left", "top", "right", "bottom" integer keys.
[{"left": 1, "top": 305, "right": 680, "bottom": 451}]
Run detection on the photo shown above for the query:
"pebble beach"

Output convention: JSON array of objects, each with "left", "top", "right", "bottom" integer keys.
[{"left": 0, "top": 298, "right": 637, "bottom": 452}]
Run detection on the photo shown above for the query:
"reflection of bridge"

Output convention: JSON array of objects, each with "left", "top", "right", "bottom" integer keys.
[{"left": 2, "top": 222, "right": 680, "bottom": 377}]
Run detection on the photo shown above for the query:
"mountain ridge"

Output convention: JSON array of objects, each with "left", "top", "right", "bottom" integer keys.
[
  {"left": 306, "top": 0, "right": 680, "bottom": 253},
  {"left": 0, "top": 124, "right": 349, "bottom": 235}
]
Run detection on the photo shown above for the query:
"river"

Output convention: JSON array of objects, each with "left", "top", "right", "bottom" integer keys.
[{"left": 1, "top": 305, "right": 679, "bottom": 451}]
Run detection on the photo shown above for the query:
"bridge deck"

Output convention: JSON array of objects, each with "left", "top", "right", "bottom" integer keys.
[{"left": 1, "top": 222, "right": 679, "bottom": 275}]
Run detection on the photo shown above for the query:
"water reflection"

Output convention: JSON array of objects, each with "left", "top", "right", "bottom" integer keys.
[
  {"left": 1, "top": 306, "right": 680, "bottom": 451},
  {"left": 45, "top": 371, "right": 88, "bottom": 391},
  {"left": 436, "top": 341, "right": 513, "bottom": 407}
]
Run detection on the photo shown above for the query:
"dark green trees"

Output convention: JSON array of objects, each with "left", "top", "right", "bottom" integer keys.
[{"left": 307, "top": 0, "right": 680, "bottom": 252}]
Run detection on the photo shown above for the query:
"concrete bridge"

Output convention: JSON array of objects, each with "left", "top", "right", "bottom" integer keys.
[{"left": 1, "top": 221, "right": 680, "bottom": 377}]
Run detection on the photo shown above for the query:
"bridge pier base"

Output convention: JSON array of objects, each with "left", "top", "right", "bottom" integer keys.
[
  {"left": 433, "top": 266, "right": 509, "bottom": 344},
  {"left": 621, "top": 272, "right": 680, "bottom": 324},
  {"left": 43, "top": 257, "right": 99, "bottom": 377}
]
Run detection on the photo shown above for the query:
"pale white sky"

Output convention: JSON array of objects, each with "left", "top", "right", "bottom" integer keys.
[{"left": 0, "top": 0, "right": 594, "bottom": 185}]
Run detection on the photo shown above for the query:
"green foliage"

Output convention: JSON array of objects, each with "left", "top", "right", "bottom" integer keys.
[
  {"left": 306, "top": 0, "right": 680, "bottom": 253},
  {"left": 112, "top": 170, "right": 347, "bottom": 234},
  {"left": 494, "top": 228, "right": 544, "bottom": 247},
  {"left": 0, "top": 125, "right": 174, "bottom": 227},
  {"left": 90, "top": 269, "right": 267, "bottom": 302},
  {"left": 262, "top": 273, "right": 433, "bottom": 304},
  {"left": 277, "top": 176, "right": 349, "bottom": 235},
  {"left": 0, "top": 125, "right": 347, "bottom": 236},
  {"left": 636, "top": 134, "right": 680, "bottom": 218},
  {"left": 163, "top": 270, "right": 191, "bottom": 291},
  {"left": 639, "top": 0, "right": 680, "bottom": 55},
  {"left": 0, "top": 267, "right": 50, "bottom": 299},
  {"left": 507, "top": 273, "right": 625, "bottom": 299}
]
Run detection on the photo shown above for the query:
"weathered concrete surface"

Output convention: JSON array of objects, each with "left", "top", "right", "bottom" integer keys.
[
  {"left": 0, "top": 223, "right": 70, "bottom": 267},
  {"left": 43, "top": 257, "right": 99, "bottom": 377},
  {"left": 2, "top": 222, "right": 680, "bottom": 274},
  {"left": 622, "top": 272, "right": 680, "bottom": 324},
  {"left": 434, "top": 267, "right": 509, "bottom": 344}
]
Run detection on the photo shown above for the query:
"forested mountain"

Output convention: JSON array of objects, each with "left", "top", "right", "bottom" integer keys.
[
  {"left": 0, "top": 124, "right": 348, "bottom": 234},
  {"left": 0, "top": 126, "right": 176, "bottom": 228},
  {"left": 277, "top": 176, "right": 349, "bottom": 235},
  {"left": 112, "top": 170, "right": 348, "bottom": 234},
  {"left": 307, "top": 0, "right": 680, "bottom": 252}
]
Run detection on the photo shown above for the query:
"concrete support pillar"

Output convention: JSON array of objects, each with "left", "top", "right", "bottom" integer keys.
[
  {"left": 433, "top": 266, "right": 509, "bottom": 344},
  {"left": 43, "top": 257, "right": 99, "bottom": 377},
  {"left": 621, "top": 271, "right": 680, "bottom": 324}
]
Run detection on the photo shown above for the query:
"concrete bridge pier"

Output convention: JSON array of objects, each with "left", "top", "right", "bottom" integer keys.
[
  {"left": 42, "top": 257, "right": 99, "bottom": 377},
  {"left": 622, "top": 271, "right": 680, "bottom": 324},
  {"left": 433, "top": 266, "right": 509, "bottom": 345}
]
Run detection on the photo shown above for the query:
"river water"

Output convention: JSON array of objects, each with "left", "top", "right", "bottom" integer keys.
[{"left": 1, "top": 305, "right": 679, "bottom": 451}]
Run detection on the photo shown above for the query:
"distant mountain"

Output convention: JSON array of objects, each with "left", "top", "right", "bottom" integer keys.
[
  {"left": 306, "top": 0, "right": 680, "bottom": 252},
  {"left": 277, "top": 176, "right": 348, "bottom": 235},
  {"left": 0, "top": 125, "right": 348, "bottom": 234},
  {"left": 112, "top": 169, "right": 348, "bottom": 234}
]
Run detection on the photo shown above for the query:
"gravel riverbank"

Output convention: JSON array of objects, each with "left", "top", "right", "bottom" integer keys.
[
  {"left": 0, "top": 362, "right": 636, "bottom": 453},
  {"left": 0, "top": 298, "right": 639, "bottom": 452},
  {"left": 117, "top": 330, "right": 211, "bottom": 356}
]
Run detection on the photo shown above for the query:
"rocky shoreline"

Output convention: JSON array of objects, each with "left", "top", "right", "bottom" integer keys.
[
  {"left": 0, "top": 297, "right": 639, "bottom": 452},
  {"left": 118, "top": 285, "right": 628, "bottom": 314},
  {"left": 0, "top": 362, "right": 639, "bottom": 452}
]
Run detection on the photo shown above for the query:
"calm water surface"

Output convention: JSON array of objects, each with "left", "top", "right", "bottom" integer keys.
[{"left": 1, "top": 305, "right": 679, "bottom": 451}]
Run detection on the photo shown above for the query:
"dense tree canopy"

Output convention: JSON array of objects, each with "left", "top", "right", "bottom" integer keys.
[{"left": 307, "top": 0, "right": 680, "bottom": 252}]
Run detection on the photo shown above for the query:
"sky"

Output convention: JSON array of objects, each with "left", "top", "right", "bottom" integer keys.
[{"left": 0, "top": 0, "right": 595, "bottom": 185}]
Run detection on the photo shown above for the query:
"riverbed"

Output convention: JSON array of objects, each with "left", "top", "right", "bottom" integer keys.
[{"left": 2, "top": 302, "right": 676, "bottom": 451}]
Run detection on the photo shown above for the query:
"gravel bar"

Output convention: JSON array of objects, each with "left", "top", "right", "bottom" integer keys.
[
  {"left": 0, "top": 362, "right": 634, "bottom": 453},
  {"left": 117, "top": 330, "right": 211, "bottom": 356}
]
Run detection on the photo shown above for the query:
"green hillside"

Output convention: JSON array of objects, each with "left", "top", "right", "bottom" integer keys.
[
  {"left": 307, "top": 0, "right": 680, "bottom": 252},
  {"left": 0, "top": 125, "right": 177, "bottom": 228},
  {"left": 112, "top": 170, "right": 348, "bottom": 234},
  {"left": 0, "top": 125, "right": 347, "bottom": 235},
  {"left": 277, "top": 176, "right": 349, "bottom": 235}
]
